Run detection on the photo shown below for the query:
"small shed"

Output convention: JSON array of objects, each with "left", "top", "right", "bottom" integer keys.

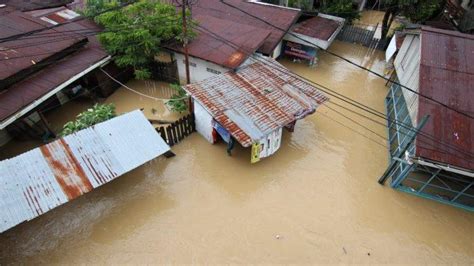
[
  {"left": 283, "top": 14, "right": 345, "bottom": 66},
  {"left": 183, "top": 56, "right": 328, "bottom": 163},
  {"left": 0, "top": 110, "right": 170, "bottom": 233}
]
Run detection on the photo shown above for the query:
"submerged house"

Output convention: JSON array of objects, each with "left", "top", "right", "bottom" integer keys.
[
  {"left": 0, "top": 110, "right": 170, "bottom": 233},
  {"left": 283, "top": 14, "right": 344, "bottom": 66},
  {"left": 183, "top": 56, "right": 328, "bottom": 163},
  {"left": 0, "top": 3, "right": 128, "bottom": 147},
  {"left": 163, "top": 0, "right": 343, "bottom": 83},
  {"left": 383, "top": 27, "right": 473, "bottom": 211}
]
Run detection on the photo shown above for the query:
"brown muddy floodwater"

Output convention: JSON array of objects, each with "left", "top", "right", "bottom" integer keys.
[{"left": 1, "top": 41, "right": 473, "bottom": 264}]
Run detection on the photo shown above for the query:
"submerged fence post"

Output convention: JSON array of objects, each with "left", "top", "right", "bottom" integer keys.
[{"left": 378, "top": 115, "right": 429, "bottom": 185}]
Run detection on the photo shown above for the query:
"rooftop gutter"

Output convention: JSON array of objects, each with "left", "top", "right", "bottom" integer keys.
[{"left": 411, "top": 156, "right": 474, "bottom": 178}]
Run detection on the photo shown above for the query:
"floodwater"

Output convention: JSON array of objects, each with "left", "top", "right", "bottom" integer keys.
[
  {"left": 104, "top": 79, "right": 187, "bottom": 122},
  {"left": 356, "top": 10, "right": 401, "bottom": 35},
  {"left": 1, "top": 41, "right": 473, "bottom": 264}
]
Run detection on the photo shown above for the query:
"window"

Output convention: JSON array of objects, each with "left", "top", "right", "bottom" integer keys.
[
  {"left": 206, "top": 67, "right": 221, "bottom": 74},
  {"left": 182, "top": 60, "right": 196, "bottom": 67}
]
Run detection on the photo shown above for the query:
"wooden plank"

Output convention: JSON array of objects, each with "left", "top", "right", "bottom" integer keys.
[
  {"left": 166, "top": 126, "right": 174, "bottom": 146},
  {"left": 191, "top": 113, "right": 196, "bottom": 132},
  {"left": 183, "top": 115, "right": 190, "bottom": 135},
  {"left": 180, "top": 118, "right": 186, "bottom": 138},
  {"left": 176, "top": 119, "right": 183, "bottom": 141},
  {"left": 158, "top": 127, "right": 166, "bottom": 142},
  {"left": 171, "top": 122, "right": 178, "bottom": 144}
]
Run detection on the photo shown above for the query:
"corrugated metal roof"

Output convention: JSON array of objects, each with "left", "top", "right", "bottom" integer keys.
[
  {"left": 0, "top": 0, "right": 73, "bottom": 11},
  {"left": 0, "top": 110, "right": 170, "bottom": 233},
  {"left": 192, "top": 0, "right": 300, "bottom": 55},
  {"left": 0, "top": 8, "right": 109, "bottom": 124},
  {"left": 184, "top": 56, "right": 329, "bottom": 147},
  {"left": 416, "top": 27, "right": 474, "bottom": 171},
  {"left": 168, "top": 14, "right": 271, "bottom": 69},
  {"left": 0, "top": 9, "right": 86, "bottom": 81},
  {"left": 165, "top": 0, "right": 300, "bottom": 65},
  {"left": 292, "top": 15, "right": 342, "bottom": 41}
]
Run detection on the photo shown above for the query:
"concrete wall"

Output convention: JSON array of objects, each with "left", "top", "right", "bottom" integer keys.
[
  {"left": 194, "top": 101, "right": 215, "bottom": 144},
  {"left": 174, "top": 53, "right": 230, "bottom": 84},
  {"left": 394, "top": 34, "right": 420, "bottom": 126}
]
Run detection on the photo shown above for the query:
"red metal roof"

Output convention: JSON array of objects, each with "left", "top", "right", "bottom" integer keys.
[
  {"left": 416, "top": 27, "right": 474, "bottom": 171},
  {"left": 166, "top": 0, "right": 300, "bottom": 66},
  {"left": 0, "top": 10, "right": 109, "bottom": 124},
  {"left": 0, "top": 9, "right": 86, "bottom": 81},
  {"left": 171, "top": 14, "right": 271, "bottom": 69},
  {"left": 293, "top": 16, "right": 342, "bottom": 41},
  {"left": 0, "top": 0, "right": 73, "bottom": 11},
  {"left": 192, "top": 0, "right": 300, "bottom": 55},
  {"left": 184, "top": 56, "right": 328, "bottom": 147}
]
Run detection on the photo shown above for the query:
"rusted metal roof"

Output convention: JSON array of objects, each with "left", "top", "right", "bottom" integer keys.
[
  {"left": 0, "top": 0, "right": 73, "bottom": 11},
  {"left": 292, "top": 15, "right": 342, "bottom": 41},
  {"left": 0, "top": 8, "right": 109, "bottom": 126},
  {"left": 165, "top": 0, "right": 300, "bottom": 63},
  {"left": 416, "top": 27, "right": 474, "bottom": 171},
  {"left": 0, "top": 110, "right": 170, "bottom": 233},
  {"left": 169, "top": 14, "right": 271, "bottom": 69},
  {"left": 0, "top": 9, "right": 86, "bottom": 82},
  {"left": 184, "top": 56, "right": 329, "bottom": 147}
]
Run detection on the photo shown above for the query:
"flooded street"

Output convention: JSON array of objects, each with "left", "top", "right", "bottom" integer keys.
[{"left": 1, "top": 41, "right": 473, "bottom": 264}]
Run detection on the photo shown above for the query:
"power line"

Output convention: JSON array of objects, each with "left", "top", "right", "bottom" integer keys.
[
  {"left": 4, "top": 2, "right": 470, "bottom": 158},
  {"left": 219, "top": 0, "right": 474, "bottom": 120},
  {"left": 100, "top": 68, "right": 188, "bottom": 101},
  {"left": 193, "top": 24, "right": 474, "bottom": 159},
  {"left": 317, "top": 110, "right": 387, "bottom": 149},
  {"left": 324, "top": 104, "right": 387, "bottom": 141}
]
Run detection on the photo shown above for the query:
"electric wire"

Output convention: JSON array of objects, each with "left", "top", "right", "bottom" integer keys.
[
  {"left": 193, "top": 23, "right": 474, "bottom": 159},
  {"left": 218, "top": 0, "right": 474, "bottom": 120}
]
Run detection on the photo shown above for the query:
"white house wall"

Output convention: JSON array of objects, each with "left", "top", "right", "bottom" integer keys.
[
  {"left": 257, "top": 128, "right": 282, "bottom": 158},
  {"left": 194, "top": 101, "right": 215, "bottom": 144},
  {"left": 394, "top": 34, "right": 420, "bottom": 126},
  {"left": 272, "top": 41, "right": 283, "bottom": 59},
  {"left": 174, "top": 53, "right": 229, "bottom": 84}
]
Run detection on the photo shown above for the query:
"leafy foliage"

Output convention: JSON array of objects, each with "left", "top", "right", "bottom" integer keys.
[
  {"left": 380, "top": 0, "right": 443, "bottom": 39},
  {"left": 385, "top": 0, "right": 442, "bottom": 22},
  {"left": 288, "top": 0, "right": 313, "bottom": 10},
  {"left": 166, "top": 84, "right": 188, "bottom": 113},
  {"left": 83, "top": 0, "right": 194, "bottom": 80},
  {"left": 61, "top": 104, "right": 116, "bottom": 136},
  {"left": 320, "top": 0, "right": 360, "bottom": 24}
]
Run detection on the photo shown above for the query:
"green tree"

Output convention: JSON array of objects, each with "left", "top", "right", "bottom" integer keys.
[
  {"left": 83, "top": 0, "right": 191, "bottom": 79},
  {"left": 61, "top": 104, "right": 116, "bottom": 136},
  {"left": 288, "top": 0, "right": 313, "bottom": 10},
  {"left": 380, "top": 0, "right": 443, "bottom": 40},
  {"left": 166, "top": 84, "right": 188, "bottom": 113},
  {"left": 320, "top": 0, "right": 360, "bottom": 24}
]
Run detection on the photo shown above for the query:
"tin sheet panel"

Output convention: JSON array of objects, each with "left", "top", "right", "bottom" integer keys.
[{"left": 0, "top": 110, "right": 170, "bottom": 233}]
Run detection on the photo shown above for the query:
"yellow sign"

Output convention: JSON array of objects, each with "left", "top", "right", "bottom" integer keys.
[{"left": 251, "top": 142, "right": 261, "bottom": 164}]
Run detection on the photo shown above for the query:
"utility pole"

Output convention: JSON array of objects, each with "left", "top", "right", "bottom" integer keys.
[{"left": 182, "top": 0, "right": 191, "bottom": 85}]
